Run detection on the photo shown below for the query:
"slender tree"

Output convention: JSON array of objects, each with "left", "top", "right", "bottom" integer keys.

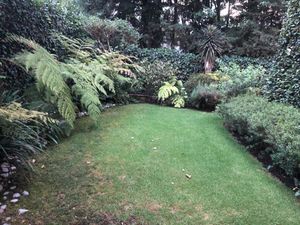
[{"left": 199, "top": 25, "right": 224, "bottom": 73}]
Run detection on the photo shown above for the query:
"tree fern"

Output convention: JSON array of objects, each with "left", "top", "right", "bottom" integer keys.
[
  {"left": 8, "top": 35, "right": 77, "bottom": 126},
  {"left": 8, "top": 34, "right": 140, "bottom": 126}
]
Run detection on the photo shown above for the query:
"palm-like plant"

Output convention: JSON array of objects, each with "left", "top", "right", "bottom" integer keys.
[{"left": 199, "top": 25, "right": 224, "bottom": 74}]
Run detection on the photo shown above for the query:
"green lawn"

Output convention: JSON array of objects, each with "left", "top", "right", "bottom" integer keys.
[{"left": 7, "top": 104, "right": 300, "bottom": 224}]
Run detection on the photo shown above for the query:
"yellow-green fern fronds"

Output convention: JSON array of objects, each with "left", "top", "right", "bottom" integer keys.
[
  {"left": 64, "top": 62, "right": 103, "bottom": 123},
  {"left": 172, "top": 95, "right": 185, "bottom": 108},
  {"left": 158, "top": 82, "right": 179, "bottom": 101},
  {"left": 158, "top": 77, "right": 187, "bottom": 108},
  {"left": 52, "top": 33, "right": 95, "bottom": 61},
  {"left": 7, "top": 35, "right": 77, "bottom": 126}
]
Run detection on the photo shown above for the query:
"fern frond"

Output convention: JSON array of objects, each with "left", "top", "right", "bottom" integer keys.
[
  {"left": 8, "top": 35, "right": 77, "bottom": 126},
  {"left": 53, "top": 33, "right": 94, "bottom": 61},
  {"left": 172, "top": 95, "right": 185, "bottom": 108},
  {"left": 158, "top": 77, "right": 186, "bottom": 108},
  {"left": 158, "top": 82, "right": 179, "bottom": 101}
]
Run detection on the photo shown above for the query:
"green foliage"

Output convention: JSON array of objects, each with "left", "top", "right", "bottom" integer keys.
[
  {"left": 85, "top": 17, "right": 140, "bottom": 50},
  {"left": 0, "top": 0, "right": 85, "bottom": 55},
  {"left": 8, "top": 35, "right": 139, "bottom": 126},
  {"left": 186, "top": 61, "right": 265, "bottom": 111},
  {"left": 218, "top": 55, "right": 271, "bottom": 70},
  {"left": 158, "top": 77, "right": 187, "bottom": 108},
  {"left": 9, "top": 36, "right": 77, "bottom": 126},
  {"left": 216, "top": 61, "right": 265, "bottom": 98},
  {"left": 263, "top": 0, "right": 300, "bottom": 107},
  {"left": 199, "top": 25, "right": 225, "bottom": 73},
  {"left": 189, "top": 84, "right": 222, "bottom": 111},
  {"left": 0, "top": 101, "right": 61, "bottom": 167},
  {"left": 124, "top": 45, "right": 201, "bottom": 81},
  {"left": 217, "top": 94, "right": 300, "bottom": 177},
  {"left": 158, "top": 82, "right": 179, "bottom": 101},
  {"left": 185, "top": 60, "right": 264, "bottom": 107},
  {"left": 132, "top": 61, "right": 176, "bottom": 96},
  {"left": 0, "top": 0, "right": 87, "bottom": 94},
  {"left": 184, "top": 72, "right": 226, "bottom": 95},
  {"left": 226, "top": 21, "right": 280, "bottom": 57}
]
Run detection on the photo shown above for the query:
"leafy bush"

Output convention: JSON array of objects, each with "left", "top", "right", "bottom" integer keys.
[
  {"left": 218, "top": 55, "right": 271, "bottom": 70},
  {"left": 132, "top": 61, "right": 176, "bottom": 96},
  {"left": 0, "top": 0, "right": 87, "bottom": 93},
  {"left": 85, "top": 17, "right": 140, "bottom": 50},
  {"left": 217, "top": 94, "right": 300, "bottom": 177},
  {"left": 216, "top": 61, "right": 265, "bottom": 98},
  {"left": 226, "top": 21, "right": 280, "bottom": 57},
  {"left": 189, "top": 84, "right": 222, "bottom": 111},
  {"left": 0, "top": 0, "right": 85, "bottom": 55},
  {"left": 124, "top": 45, "right": 201, "bottom": 81},
  {"left": 185, "top": 61, "right": 264, "bottom": 111},
  {"left": 184, "top": 72, "right": 226, "bottom": 95}
]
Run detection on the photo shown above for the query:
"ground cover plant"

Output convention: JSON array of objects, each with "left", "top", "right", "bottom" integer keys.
[{"left": 3, "top": 104, "right": 300, "bottom": 224}]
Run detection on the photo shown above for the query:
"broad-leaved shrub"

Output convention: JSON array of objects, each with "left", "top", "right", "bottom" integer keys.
[{"left": 218, "top": 94, "right": 300, "bottom": 177}]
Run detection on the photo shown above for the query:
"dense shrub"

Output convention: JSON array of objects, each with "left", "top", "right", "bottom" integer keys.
[
  {"left": 132, "top": 61, "right": 176, "bottom": 96},
  {"left": 186, "top": 61, "right": 264, "bottom": 108},
  {"left": 216, "top": 61, "right": 265, "bottom": 98},
  {"left": 0, "top": 0, "right": 85, "bottom": 56},
  {"left": 0, "top": 0, "right": 86, "bottom": 92},
  {"left": 263, "top": 0, "right": 300, "bottom": 107},
  {"left": 189, "top": 84, "right": 222, "bottom": 111},
  {"left": 85, "top": 18, "right": 140, "bottom": 50},
  {"left": 184, "top": 72, "right": 225, "bottom": 95},
  {"left": 218, "top": 55, "right": 271, "bottom": 70},
  {"left": 124, "top": 45, "right": 201, "bottom": 81},
  {"left": 217, "top": 94, "right": 300, "bottom": 177},
  {"left": 226, "top": 21, "right": 280, "bottom": 57}
]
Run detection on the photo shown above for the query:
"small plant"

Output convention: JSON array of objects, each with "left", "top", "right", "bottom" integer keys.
[
  {"left": 189, "top": 84, "right": 222, "bottom": 111},
  {"left": 158, "top": 77, "right": 187, "bottom": 108},
  {"left": 0, "top": 100, "right": 61, "bottom": 167}
]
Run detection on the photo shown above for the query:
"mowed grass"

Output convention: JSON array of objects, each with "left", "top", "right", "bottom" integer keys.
[{"left": 6, "top": 104, "right": 300, "bottom": 225}]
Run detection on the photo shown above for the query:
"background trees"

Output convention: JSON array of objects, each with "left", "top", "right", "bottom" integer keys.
[{"left": 80, "top": 0, "right": 285, "bottom": 56}]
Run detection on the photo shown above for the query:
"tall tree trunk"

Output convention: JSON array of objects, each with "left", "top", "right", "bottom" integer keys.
[
  {"left": 226, "top": 0, "right": 231, "bottom": 28},
  {"left": 140, "top": 0, "right": 163, "bottom": 48},
  {"left": 203, "top": 0, "right": 210, "bottom": 8},
  {"left": 216, "top": 0, "right": 221, "bottom": 23},
  {"left": 204, "top": 59, "right": 213, "bottom": 74},
  {"left": 171, "top": 0, "right": 178, "bottom": 47}
]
